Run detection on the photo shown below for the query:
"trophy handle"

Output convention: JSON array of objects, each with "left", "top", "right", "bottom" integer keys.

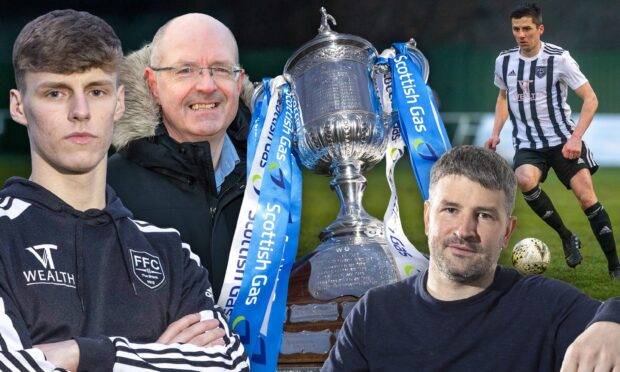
[
  {"left": 405, "top": 38, "right": 430, "bottom": 83},
  {"left": 377, "top": 39, "right": 430, "bottom": 84},
  {"left": 371, "top": 56, "right": 393, "bottom": 119},
  {"left": 250, "top": 81, "right": 266, "bottom": 110},
  {"left": 251, "top": 77, "right": 302, "bottom": 151}
]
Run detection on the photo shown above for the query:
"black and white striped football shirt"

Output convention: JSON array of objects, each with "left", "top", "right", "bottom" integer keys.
[{"left": 494, "top": 42, "right": 588, "bottom": 150}]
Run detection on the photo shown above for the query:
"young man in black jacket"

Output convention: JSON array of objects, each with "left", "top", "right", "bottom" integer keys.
[
  {"left": 108, "top": 14, "right": 254, "bottom": 300},
  {"left": 2, "top": 9, "right": 248, "bottom": 371},
  {"left": 324, "top": 146, "right": 620, "bottom": 371}
]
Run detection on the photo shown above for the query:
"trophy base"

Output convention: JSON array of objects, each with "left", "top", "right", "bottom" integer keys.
[{"left": 278, "top": 236, "right": 398, "bottom": 366}]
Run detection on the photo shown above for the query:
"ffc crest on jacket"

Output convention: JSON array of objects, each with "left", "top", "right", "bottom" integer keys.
[
  {"left": 0, "top": 178, "right": 249, "bottom": 371},
  {"left": 108, "top": 44, "right": 255, "bottom": 299}
]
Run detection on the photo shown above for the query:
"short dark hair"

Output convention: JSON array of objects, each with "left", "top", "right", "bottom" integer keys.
[
  {"left": 510, "top": 3, "right": 543, "bottom": 27},
  {"left": 13, "top": 9, "right": 123, "bottom": 91},
  {"left": 429, "top": 146, "right": 517, "bottom": 215}
]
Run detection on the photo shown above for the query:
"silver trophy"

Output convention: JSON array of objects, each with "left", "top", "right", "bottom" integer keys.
[
  {"left": 284, "top": 8, "right": 396, "bottom": 301},
  {"left": 275, "top": 9, "right": 431, "bottom": 366}
]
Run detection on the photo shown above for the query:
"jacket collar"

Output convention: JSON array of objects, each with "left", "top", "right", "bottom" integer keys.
[
  {"left": 119, "top": 101, "right": 249, "bottom": 194},
  {"left": 0, "top": 177, "right": 132, "bottom": 221}
]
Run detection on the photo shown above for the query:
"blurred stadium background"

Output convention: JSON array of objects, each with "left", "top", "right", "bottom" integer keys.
[{"left": 1, "top": 0, "right": 619, "bottom": 298}]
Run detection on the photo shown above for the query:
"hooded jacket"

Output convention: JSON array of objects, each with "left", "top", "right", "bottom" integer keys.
[
  {"left": 107, "top": 45, "right": 255, "bottom": 300},
  {"left": 0, "top": 178, "right": 249, "bottom": 371}
]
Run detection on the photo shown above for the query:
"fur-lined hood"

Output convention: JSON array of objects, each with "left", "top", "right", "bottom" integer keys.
[{"left": 113, "top": 44, "right": 255, "bottom": 149}]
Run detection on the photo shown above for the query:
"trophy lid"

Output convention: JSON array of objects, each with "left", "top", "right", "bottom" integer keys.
[{"left": 284, "top": 7, "right": 377, "bottom": 76}]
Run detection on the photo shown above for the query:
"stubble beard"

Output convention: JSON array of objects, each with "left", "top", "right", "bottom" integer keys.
[{"left": 431, "top": 236, "right": 492, "bottom": 284}]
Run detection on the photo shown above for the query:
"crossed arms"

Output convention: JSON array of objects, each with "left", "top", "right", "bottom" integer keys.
[{"left": 0, "top": 244, "right": 249, "bottom": 371}]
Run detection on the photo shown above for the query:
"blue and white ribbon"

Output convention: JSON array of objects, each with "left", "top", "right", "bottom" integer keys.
[
  {"left": 376, "top": 42, "right": 452, "bottom": 279},
  {"left": 251, "top": 91, "right": 303, "bottom": 371},
  {"left": 218, "top": 77, "right": 301, "bottom": 371},
  {"left": 218, "top": 77, "right": 285, "bottom": 316},
  {"left": 386, "top": 42, "right": 451, "bottom": 201}
]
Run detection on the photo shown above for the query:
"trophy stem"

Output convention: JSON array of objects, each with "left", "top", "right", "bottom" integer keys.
[
  {"left": 318, "top": 162, "right": 383, "bottom": 241},
  {"left": 331, "top": 162, "right": 369, "bottom": 220}
]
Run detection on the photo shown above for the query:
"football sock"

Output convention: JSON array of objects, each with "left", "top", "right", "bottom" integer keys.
[
  {"left": 523, "top": 186, "right": 572, "bottom": 240},
  {"left": 585, "top": 202, "right": 620, "bottom": 270}
]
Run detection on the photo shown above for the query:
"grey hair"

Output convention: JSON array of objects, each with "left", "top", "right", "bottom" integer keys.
[
  {"left": 429, "top": 145, "right": 517, "bottom": 215},
  {"left": 148, "top": 18, "right": 172, "bottom": 66}
]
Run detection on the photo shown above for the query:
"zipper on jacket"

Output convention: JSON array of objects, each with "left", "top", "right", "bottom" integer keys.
[
  {"left": 209, "top": 180, "right": 245, "bottom": 251},
  {"left": 211, "top": 161, "right": 244, "bottom": 220}
]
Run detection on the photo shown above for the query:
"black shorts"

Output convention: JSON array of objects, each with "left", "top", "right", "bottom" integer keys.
[{"left": 513, "top": 142, "right": 598, "bottom": 189}]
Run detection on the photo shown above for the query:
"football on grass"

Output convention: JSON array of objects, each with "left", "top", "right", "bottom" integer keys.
[{"left": 511, "top": 238, "right": 550, "bottom": 275}]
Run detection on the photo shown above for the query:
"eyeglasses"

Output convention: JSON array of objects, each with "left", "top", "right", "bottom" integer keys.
[{"left": 150, "top": 64, "right": 243, "bottom": 82}]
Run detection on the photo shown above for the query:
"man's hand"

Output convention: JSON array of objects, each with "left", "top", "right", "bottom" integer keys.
[
  {"left": 562, "top": 136, "right": 582, "bottom": 160},
  {"left": 561, "top": 321, "right": 620, "bottom": 372},
  {"left": 35, "top": 340, "right": 80, "bottom": 371},
  {"left": 484, "top": 135, "right": 501, "bottom": 151},
  {"left": 157, "top": 313, "right": 226, "bottom": 347}
]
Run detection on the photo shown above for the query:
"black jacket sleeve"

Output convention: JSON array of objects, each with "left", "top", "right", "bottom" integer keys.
[{"left": 0, "top": 257, "right": 66, "bottom": 371}]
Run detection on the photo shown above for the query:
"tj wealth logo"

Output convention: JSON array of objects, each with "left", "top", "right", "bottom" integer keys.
[
  {"left": 26, "top": 244, "right": 57, "bottom": 269},
  {"left": 23, "top": 244, "right": 75, "bottom": 288},
  {"left": 517, "top": 79, "right": 541, "bottom": 101}
]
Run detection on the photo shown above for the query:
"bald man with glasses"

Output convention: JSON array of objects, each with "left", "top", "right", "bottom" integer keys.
[{"left": 108, "top": 13, "right": 254, "bottom": 300}]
